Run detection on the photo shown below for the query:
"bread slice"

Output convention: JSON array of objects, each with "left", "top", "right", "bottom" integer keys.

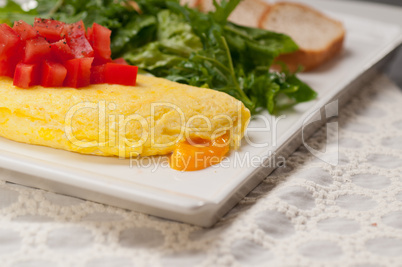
[
  {"left": 197, "top": 0, "right": 270, "bottom": 28},
  {"left": 259, "top": 2, "right": 345, "bottom": 71}
]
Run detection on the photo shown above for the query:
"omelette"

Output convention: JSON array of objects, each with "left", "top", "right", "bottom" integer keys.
[{"left": 0, "top": 74, "right": 250, "bottom": 170}]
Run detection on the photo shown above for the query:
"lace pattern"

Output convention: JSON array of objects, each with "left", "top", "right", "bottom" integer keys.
[{"left": 0, "top": 73, "right": 402, "bottom": 267}]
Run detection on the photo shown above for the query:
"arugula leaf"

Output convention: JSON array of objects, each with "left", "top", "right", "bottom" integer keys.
[
  {"left": 123, "top": 10, "right": 203, "bottom": 75},
  {"left": 212, "top": 0, "right": 241, "bottom": 24},
  {"left": 111, "top": 15, "right": 157, "bottom": 56},
  {"left": 36, "top": 0, "right": 61, "bottom": 16},
  {"left": 0, "top": 0, "right": 37, "bottom": 24},
  {"left": 283, "top": 74, "right": 318, "bottom": 103},
  {"left": 161, "top": 0, "right": 313, "bottom": 113},
  {"left": 224, "top": 23, "right": 299, "bottom": 72},
  {"left": 0, "top": 0, "right": 27, "bottom": 13}
]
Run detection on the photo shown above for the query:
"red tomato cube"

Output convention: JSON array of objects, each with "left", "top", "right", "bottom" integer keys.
[
  {"left": 104, "top": 63, "right": 138, "bottom": 86},
  {"left": 69, "top": 36, "right": 94, "bottom": 58},
  {"left": 86, "top": 26, "right": 93, "bottom": 41},
  {"left": 112, "top": 57, "right": 128, "bottom": 65},
  {"left": 90, "top": 64, "right": 106, "bottom": 84},
  {"left": 13, "top": 62, "right": 40, "bottom": 88},
  {"left": 64, "top": 57, "right": 94, "bottom": 88},
  {"left": 13, "top": 20, "right": 38, "bottom": 41},
  {"left": 24, "top": 36, "right": 51, "bottom": 64},
  {"left": 41, "top": 61, "right": 67, "bottom": 87},
  {"left": 0, "top": 58, "right": 20, "bottom": 78},
  {"left": 90, "top": 23, "right": 111, "bottom": 62},
  {"left": 0, "top": 60, "right": 14, "bottom": 78},
  {"left": 50, "top": 39, "right": 75, "bottom": 62},
  {"left": 63, "top": 20, "right": 86, "bottom": 38},
  {"left": 63, "top": 21, "right": 94, "bottom": 58},
  {"left": 92, "top": 57, "right": 112, "bottom": 66},
  {"left": 34, "top": 18, "right": 65, "bottom": 43},
  {"left": 0, "top": 24, "right": 22, "bottom": 61}
]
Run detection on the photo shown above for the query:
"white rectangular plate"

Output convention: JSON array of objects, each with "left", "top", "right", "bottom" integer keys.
[{"left": 1, "top": 5, "right": 401, "bottom": 227}]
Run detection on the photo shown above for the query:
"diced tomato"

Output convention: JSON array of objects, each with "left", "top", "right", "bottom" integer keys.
[
  {"left": 90, "top": 63, "right": 137, "bottom": 85},
  {"left": 63, "top": 20, "right": 85, "bottom": 38},
  {"left": 90, "top": 64, "right": 106, "bottom": 84},
  {"left": 0, "top": 55, "right": 21, "bottom": 78},
  {"left": 92, "top": 55, "right": 112, "bottom": 66},
  {"left": 90, "top": 23, "right": 111, "bottom": 62},
  {"left": 2, "top": 18, "right": 139, "bottom": 89},
  {"left": 0, "top": 24, "right": 22, "bottom": 61},
  {"left": 104, "top": 63, "right": 138, "bottom": 86},
  {"left": 34, "top": 18, "right": 65, "bottom": 43},
  {"left": 24, "top": 36, "right": 51, "bottom": 64},
  {"left": 112, "top": 57, "right": 128, "bottom": 65},
  {"left": 68, "top": 35, "right": 94, "bottom": 58},
  {"left": 63, "top": 21, "right": 94, "bottom": 58},
  {"left": 0, "top": 60, "right": 15, "bottom": 78},
  {"left": 41, "top": 61, "right": 67, "bottom": 87},
  {"left": 13, "top": 20, "right": 37, "bottom": 41},
  {"left": 86, "top": 26, "right": 93, "bottom": 41},
  {"left": 50, "top": 39, "right": 74, "bottom": 62},
  {"left": 13, "top": 62, "right": 40, "bottom": 88},
  {"left": 64, "top": 57, "right": 93, "bottom": 88}
]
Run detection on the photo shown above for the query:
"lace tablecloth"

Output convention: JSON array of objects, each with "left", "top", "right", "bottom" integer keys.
[{"left": 0, "top": 73, "right": 402, "bottom": 266}]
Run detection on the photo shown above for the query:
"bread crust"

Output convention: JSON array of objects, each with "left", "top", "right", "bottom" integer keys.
[
  {"left": 228, "top": 0, "right": 270, "bottom": 28},
  {"left": 259, "top": 1, "right": 345, "bottom": 71},
  {"left": 274, "top": 33, "right": 344, "bottom": 72}
]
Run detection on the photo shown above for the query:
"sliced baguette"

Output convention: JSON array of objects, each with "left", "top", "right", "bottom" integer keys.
[{"left": 259, "top": 2, "right": 345, "bottom": 71}]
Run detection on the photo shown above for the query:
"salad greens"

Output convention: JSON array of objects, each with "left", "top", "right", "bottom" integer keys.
[{"left": 0, "top": 0, "right": 317, "bottom": 114}]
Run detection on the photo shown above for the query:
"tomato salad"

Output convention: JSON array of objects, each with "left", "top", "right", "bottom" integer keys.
[{"left": 0, "top": 18, "right": 138, "bottom": 89}]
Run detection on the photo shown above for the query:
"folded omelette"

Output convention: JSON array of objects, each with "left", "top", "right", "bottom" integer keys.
[{"left": 0, "top": 75, "right": 250, "bottom": 159}]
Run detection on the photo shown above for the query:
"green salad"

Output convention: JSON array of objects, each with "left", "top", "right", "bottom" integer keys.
[{"left": 0, "top": 0, "right": 317, "bottom": 114}]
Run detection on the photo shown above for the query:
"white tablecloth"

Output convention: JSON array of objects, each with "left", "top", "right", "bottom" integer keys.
[{"left": 1, "top": 73, "right": 402, "bottom": 266}]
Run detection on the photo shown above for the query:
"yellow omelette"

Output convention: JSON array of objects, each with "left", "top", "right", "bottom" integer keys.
[{"left": 0, "top": 75, "right": 250, "bottom": 161}]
